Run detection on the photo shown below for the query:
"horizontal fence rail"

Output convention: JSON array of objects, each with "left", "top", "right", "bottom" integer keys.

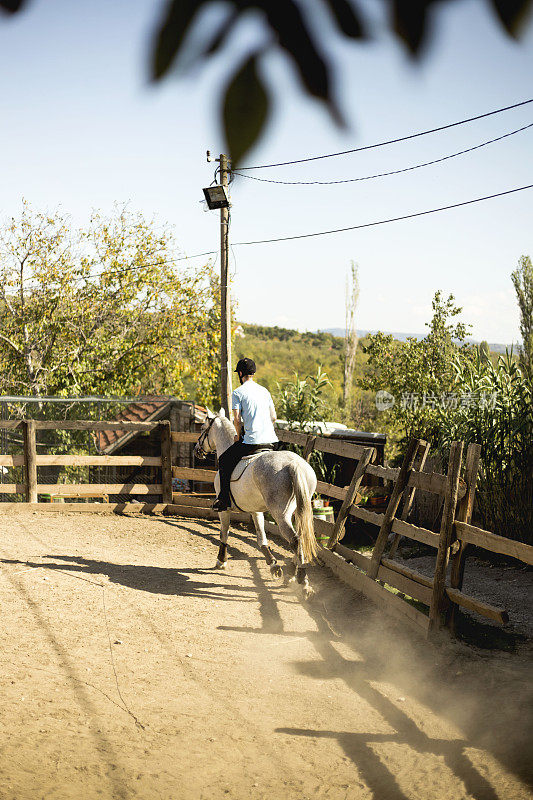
[
  {"left": 0, "top": 420, "right": 162, "bottom": 431},
  {"left": 0, "top": 483, "right": 162, "bottom": 496},
  {"left": 171, "top": 431, "right": 200, "bottom": 443},
  {"left": 0, "top": 455, "right": 162, "bottom": 467},
  {"left": 276, "top": 427, "right": 373, "bottom": 463},
  {"left": 455, "top": 521, "right": 533, "bottom": 565},
  {"left": 0, "top": 419, "right": 173, "bottom": 504}
]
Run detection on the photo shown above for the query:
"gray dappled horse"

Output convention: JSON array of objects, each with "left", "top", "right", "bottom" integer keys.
[{"left": 193, "top": 409, "right": 318, "bottom": 598}]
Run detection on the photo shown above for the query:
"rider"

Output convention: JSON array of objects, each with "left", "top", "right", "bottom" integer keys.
[{"left": 212, "top": 357, "right": 278, "bottom": 511}]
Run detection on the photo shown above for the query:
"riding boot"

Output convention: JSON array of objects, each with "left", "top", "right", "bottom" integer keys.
[{"left": 212, "top": 495, "right": 231, "bottom": 511}]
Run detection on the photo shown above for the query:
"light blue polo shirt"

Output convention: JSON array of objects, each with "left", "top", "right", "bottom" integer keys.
[{"left": 232, "top": 380, "right": 278, "bottom": 445}]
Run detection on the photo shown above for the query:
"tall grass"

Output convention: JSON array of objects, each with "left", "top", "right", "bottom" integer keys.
[{"left": 439, "top": 351, "right": 532, "bottom": 543}]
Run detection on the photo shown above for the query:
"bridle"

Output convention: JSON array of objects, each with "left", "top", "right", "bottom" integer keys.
[{"left": 194, "top": 416, "right": 216, "bottom": 459}]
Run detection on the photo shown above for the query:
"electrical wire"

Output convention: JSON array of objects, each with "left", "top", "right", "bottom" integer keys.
[
  {"left": 231, "top": 183, "right": 533, "bottom": 245},
  {"left": 231, "top": 122, "right": 533, "bottom": 185},
  {"left": 82, "top": 250, "right": 217, "bottom": 281},
  {"left": 15, "top": 250, "right": 218, "bottom": 285},
  {"left": 236, "top": 98, "right": 533, "bottom": 170}
]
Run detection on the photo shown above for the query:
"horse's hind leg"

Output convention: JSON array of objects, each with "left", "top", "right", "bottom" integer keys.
[
  {"left": 215, "top": 511, "right": 231, "bottom": 568},
  {"left": 272, "top": 514, "right": 313, "bottom": 600},
  {"left": 251, "top": 512, "right": 282, "bottom": 579}
]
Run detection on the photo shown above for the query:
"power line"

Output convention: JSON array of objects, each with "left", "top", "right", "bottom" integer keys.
[
  {"left": 232, "top": 122, "right": 533, "bottom": 185},
  {"left": 16, "top": 249, "right": 217, "bottom": 285},
  {"left": 231, "top": 183, "right": 533, "bottom": 246},
  {"left": 236, "top": 98, "right": 533, "bottom": 170},
  {"left": 82, "top": 250, "right": 217, "bottom": 281}
]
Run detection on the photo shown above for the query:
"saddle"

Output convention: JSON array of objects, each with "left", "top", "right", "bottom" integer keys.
[{"left": 230, "top": 449, "right": 270, "bottom": 483}]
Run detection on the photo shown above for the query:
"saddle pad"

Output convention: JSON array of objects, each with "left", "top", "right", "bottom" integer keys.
[{"left": 230, "top": 451, "right": 266, "bottom": 482}]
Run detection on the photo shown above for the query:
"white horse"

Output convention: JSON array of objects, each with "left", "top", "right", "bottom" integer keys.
[{"left": 193, "top": 409, "right": 318, "bottom": 598}]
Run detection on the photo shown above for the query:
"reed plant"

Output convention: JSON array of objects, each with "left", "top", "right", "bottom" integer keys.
[{"left": 438, "top": 351, "right": 532, "bottom": 543}]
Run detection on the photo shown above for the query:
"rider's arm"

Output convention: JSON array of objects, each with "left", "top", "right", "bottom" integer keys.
[{"left": 233, "top": 409, "right": 242, "bottom": 442}]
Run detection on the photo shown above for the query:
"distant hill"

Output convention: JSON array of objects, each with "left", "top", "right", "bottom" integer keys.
[{"left": 321, "top": 328, "right": 514, "bottom": 354}]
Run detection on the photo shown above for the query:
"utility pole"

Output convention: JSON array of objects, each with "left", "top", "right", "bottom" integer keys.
[{"left": 219, "top": 153, "right": 232, "bottom": 416}]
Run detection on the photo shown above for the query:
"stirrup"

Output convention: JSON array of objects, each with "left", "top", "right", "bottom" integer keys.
[{"left": 212, "top": 498, "right": 230, "bottom": 511}]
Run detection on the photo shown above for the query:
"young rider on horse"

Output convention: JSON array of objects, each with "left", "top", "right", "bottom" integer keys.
[{"left": 212, "top": 357, "right": 278, "bottom": 511}]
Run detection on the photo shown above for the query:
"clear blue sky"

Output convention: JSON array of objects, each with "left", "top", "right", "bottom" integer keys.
[{"left": 0, "top": 0, "right": 531, "bottom": 344}]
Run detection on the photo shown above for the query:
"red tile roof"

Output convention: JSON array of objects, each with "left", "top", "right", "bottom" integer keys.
[
  {"left": 95, "top": 398, "right": 170, "bottom": 454},
  {"left": 95, "top": 399, "right": 208, "bottom": 454}
]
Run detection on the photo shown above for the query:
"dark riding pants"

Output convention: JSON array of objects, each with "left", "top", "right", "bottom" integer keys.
[{"left": 217, "top": 441, "right": 273, "bottom": 504}]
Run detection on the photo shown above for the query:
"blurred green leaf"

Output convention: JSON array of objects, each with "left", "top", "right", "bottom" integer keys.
[
  {"left": 392, "top": 0, "right": 438, "bottom": 55},
  {"left": 262, "top": 0, "right": 343, "bottom": 124},
  {"left": 328, "top": 0, "right": 365, "bottom": 38},
  {"left": 151, "top": 0, "right": 201, "bottom": 80},
  {"left": 223, "top": 53, "right": 269, "bottom": 166},
  {"left": 0, "top": 0, "right": 26, "bottom": 11},
  {"left": 490, "top": 0, "right": 533, "bottom": 36}
]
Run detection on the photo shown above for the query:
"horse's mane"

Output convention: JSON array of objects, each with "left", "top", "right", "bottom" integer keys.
[{"left": 219, "top": 414, "right": 237, "bottom": 435}]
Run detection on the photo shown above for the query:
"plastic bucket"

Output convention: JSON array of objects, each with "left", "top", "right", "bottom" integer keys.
[{"left": 313, "top": 506, "right": 334, "bottom": 542}]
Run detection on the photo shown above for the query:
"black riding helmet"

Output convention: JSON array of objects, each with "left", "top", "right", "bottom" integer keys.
[{"left": 235, "top": 357, "right": 256, "bottom": 375}]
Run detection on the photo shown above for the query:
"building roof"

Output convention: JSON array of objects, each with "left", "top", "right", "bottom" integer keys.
[
  {"left": 95, "top": 398, "right": 172, "bottom": 454},
  {"left": 95, "top": 398, "right": 208, "bottom": 454}
]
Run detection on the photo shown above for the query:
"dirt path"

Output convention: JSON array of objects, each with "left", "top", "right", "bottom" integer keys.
[{"left": 0, "top": 510, "right": 531, "bottom": 800}]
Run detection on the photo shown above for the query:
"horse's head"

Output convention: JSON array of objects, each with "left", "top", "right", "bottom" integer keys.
[{"left": 193, "top": 408, "right": 225, "bottom": 460}]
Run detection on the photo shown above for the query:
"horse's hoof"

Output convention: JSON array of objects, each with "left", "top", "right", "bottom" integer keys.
[
  {"left": 270, "top": 564, "right": 283, "bottom": 580},
  {"left": 290, "top": 581, "right": 314, "bottom": 601},
  {"left": 215, "top": 559, "right": 227, "bottom": 569},
  {"left": 283, "top": 564, "right": 297, "bottom": 584}
]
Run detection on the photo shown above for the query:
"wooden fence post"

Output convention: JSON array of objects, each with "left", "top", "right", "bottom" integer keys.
[
  {"left": 446, "top": 442, "right": 482, "bottom": 631},
  {"left": 303, "top": 435, "right": 316, "bottom": 462},
  {"left": 388, "top": 440, "right": 430, "bottom": 558},
  {"left": 160, "top": 422, "right": 173, "bottom": 504},
  {"left": 327, "top": 446, "right": 375, "bottom": 549},
  {"left": 429, "top": 440, "right": 464, "bottom": 633},
  {"left": 367, "top": 438, "right": 422, "bottom": 579},
  {"left": 23, "top": 419, "right": 37, "bottom": 503}
]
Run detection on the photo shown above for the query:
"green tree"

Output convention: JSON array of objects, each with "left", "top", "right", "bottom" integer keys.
[
  {"left": 0, "top": 202, "right": 221, "bottom": 406},
  {"left": 511, "top": 254, "right": 533, "bottom": 381},
  {"left": 360, "top": 291, "right": 471, "bottom": 450},
  {"left": 275, "top": 366, "right": 333, "bottom": 482},
  {"left": 276, "top": 367, "right": 331, "bottom": 430}
]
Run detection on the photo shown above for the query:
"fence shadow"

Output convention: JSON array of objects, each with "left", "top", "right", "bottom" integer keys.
[{"left": 219, "top": 565, "right": 532, "bottom": 798}]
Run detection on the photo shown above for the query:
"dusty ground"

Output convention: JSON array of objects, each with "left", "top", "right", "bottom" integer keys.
[
  {"left": 395, "top": 550, "right": 533, "bottom": 639},
  {"left": 0, "top": 510, "right": 531, "bottom": 800}
]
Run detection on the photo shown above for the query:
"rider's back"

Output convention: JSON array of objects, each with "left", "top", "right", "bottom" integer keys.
[{"left": 232, "top": 381, "right": 278, "bottom": 445}]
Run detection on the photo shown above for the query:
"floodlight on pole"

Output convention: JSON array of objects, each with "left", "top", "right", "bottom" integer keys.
[
  {"left": 203, "top": 152, "right": 233, "bottom": 416},
  {"left": 203, "top": 185, "right": 230, "bottom": 210}
]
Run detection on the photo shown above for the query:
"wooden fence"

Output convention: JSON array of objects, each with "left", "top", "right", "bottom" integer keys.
[
  {"left": 2, "top": 419, "right": 531, "bottom": 640},
  {"left": 0, "top": 419, "right": 173, "bottom": 505},
  {"left": 148, "top": 425, "right": 533, "bottom": 638},
  {"left": 269, "top": 430, "right": 533, "bottom": 638}
]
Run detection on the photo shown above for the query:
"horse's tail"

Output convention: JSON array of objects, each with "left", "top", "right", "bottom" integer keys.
[{"left": 289, "top": 462, "right": 318, "bottom": 564}]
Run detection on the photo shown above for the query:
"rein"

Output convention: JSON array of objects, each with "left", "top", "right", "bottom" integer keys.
[{"left": 195, "top": 416, "right": 216, "bottom": 457}]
